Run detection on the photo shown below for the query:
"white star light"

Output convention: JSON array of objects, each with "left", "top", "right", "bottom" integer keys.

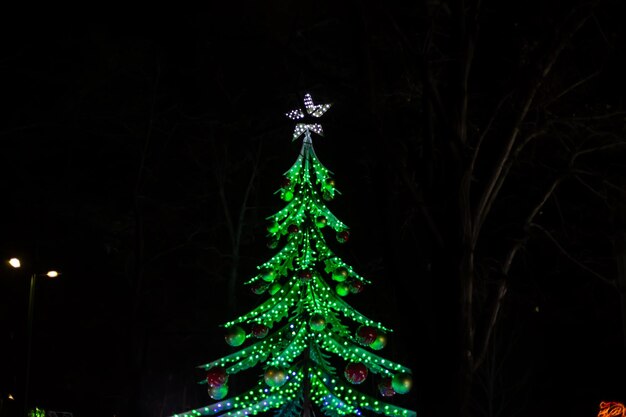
[
  {"left": 286, "top": 93, "right": 332, "bottom": 141},
  {"left": 303, "top": 93, "right": 332, "bottom": 117}
]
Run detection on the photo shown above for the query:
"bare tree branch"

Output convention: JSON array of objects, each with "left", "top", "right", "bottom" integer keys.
[
  {"left": 544, "top": 70, "right": 601, "bottom": 107},
  {"left": 472, "top": 6, "right": 594, "bottom": 242},
  {"left": 531, "top": 222, "right": 616, "bottom": 287},
  {"left": 472, "top": 174, "right": 563, "bottom": 371}
]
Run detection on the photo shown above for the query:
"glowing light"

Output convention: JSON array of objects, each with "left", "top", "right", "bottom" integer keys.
[
  {"left": 286, "top": 93, "right": 333, "bottom": 141},
  {"left": 8, "top": 258, "right": 21, "bottom": 268},
  {"left": 598, "top": 402, "right": 626, "bottom": 417}
]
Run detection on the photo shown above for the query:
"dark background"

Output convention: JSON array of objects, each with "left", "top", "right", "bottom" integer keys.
[{"left": 1, "top": 2, "right": 625, "bottom": 417}]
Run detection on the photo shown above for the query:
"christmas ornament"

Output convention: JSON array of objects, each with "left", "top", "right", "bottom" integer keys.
[
  {"left": 288, "top": 224, "right": 299, "bottom": 234},
  {"left": 264, "top": 366, "right": 287, "bottom": 387},
  {"left": 252, "top": 324, "right": 269, "bottom": 339},
  {"left": 369, "top": 332, "right": 388, "bottom": 350},
  {"left": 378, "top": 378, "right": 395, "bottom": 397},
  {"left": 261, "top": 269, "right": 277, "bottom": 282},
  {"left": 332, "top": 266, "right": 349, "bottom": 282},
  {"left": 250, "top": 282, "right": 269, "bottom": 295},
  {"left": 309, "top": 313, "right": 326, "bottom": 331},
  {"left": 337, "top": 230, "right": 350, "bottom": 243},
  {"left": 298, "top": 269, "right": 313, "bottom": 281},
  {"left": 208, "top": 384, "right": 229, "bottom": 400},
  {"left": 315, "top": 216, "right": 327, "bottom": 228},
  {"left": 267, "top": 221, "right": 279, "bottom": 234},
  {"left": 267, "top": 238, "right": 279, "bottom": 249},
  {"left": 324, "top": 178, "right": 335, "bottom": 190},
  {"left": 225, "top": 326, "right": 246, "bottom": 347},
  {"left": 268, "top": 282, "right": 281, "bottom": 295},
  {"left": 336, "top": 282, "right": 350, "bottom": 297},
  {"left": 348, "top": 280, "right": 364, "bottom": 294},
  {"left": 280, "top": 177, "right": 291, "bottom": 188},
  {"left": 356, "top": 325, "right": 378, "bottom": 346},
  {"left": 344, "top": 362, "right": 368, "bottom": 384},
  {"left": 206, "top": 366, "right": 228, "bottom": 387},
  {"left": 391, "top": 372, "right": 413, "bottom": 394},
  {"left": 282, "top": 190, "right": 294, "bottom": 202}
]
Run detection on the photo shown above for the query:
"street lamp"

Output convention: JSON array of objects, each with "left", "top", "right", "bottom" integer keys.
[{"left": 8, "top": 258, "right": 60, "bottom": 417}]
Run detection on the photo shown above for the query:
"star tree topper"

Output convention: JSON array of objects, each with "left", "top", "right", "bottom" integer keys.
[{"left": 285, "top": 93, "right": 332, "bottom": 141}]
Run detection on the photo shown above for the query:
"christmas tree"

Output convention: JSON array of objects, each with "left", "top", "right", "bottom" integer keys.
[{"left": 171, "top": 94, "right": 416, "bottom": 417}]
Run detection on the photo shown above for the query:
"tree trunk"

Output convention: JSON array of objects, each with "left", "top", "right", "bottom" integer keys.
[{"left": 612, "top": 180, "right": 626, "bottom": 355}]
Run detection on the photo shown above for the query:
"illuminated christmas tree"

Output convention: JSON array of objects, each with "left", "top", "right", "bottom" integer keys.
[{"left": 172, "top": 94, "right": 416, "bottom": 417}]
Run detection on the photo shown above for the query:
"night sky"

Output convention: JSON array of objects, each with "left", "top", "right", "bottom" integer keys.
[{"left": 1, "top": 2, "right": 626, "bottom": 417}]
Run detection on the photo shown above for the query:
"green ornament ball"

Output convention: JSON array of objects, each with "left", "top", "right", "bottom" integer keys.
[
  {"left": 267, "top": 221, "right": 279, "bottom": 233},
  {"left": 208, "top": 384, "right": 228, "bottom": 400},
  {"left": 391, "top": 372, "right": 413, "bottom": 394},
  {"left": 332, "top": 266, "right": 349, "bottom": 282},
  {"left": 224, "top": 325, "right": 246, "bottom": 347},
  {"left": 309, "top": 313, "right": 326, "bottom": 331},
  {"left": 315, "top": 216, "right": 327, "bottom": 228},
  {"left": 268, "top": 282, "right": 281, "bottom": 295},
  {"left": 261, "top": 269, "right": 276, "bottom": 282},
  {"left": 264, "top": 366, "right": 287, "bottom": 387},
  {"left": 282, "top": 190, "right": 294, "bottom": 202},
  {"left": 336, "top": 282, "right": 350, "bottom": 297},
  {"left": 369, "top": 332, "right": 388, "bottom": 350}
]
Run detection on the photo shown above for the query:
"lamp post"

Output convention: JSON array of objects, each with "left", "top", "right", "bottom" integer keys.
[{"left": 8, "top": 258, "right": 59, "bottom": 417}]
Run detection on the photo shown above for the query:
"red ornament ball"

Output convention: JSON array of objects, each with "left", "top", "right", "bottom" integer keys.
[
  {"left": 391, "top": 372, "right": 413, "bottom": 394},
  {"left": 252, "top": 324, "right": 269, "bottom": 338},
  {"left": 298, "top": 269, "right": 313, "bottom": 281},
  {"left": 288, "top": 224, "right": 299, "bottom": 234},
  {"left": 250, "top": 282, "right": 269, "bottom": 295},
  {"left": 208, "top": 384, "right": 228, "bottom": 400},
  {"left": 336, "top": 230, "right": 350, "bottom": 243},
  {"left": 264, "top": 366, "right": 287, "bottom": 387},
  {"left": 224, "top": 326, "right": 246, "bottom": 347},
  {"left": 206, "top": 366, "right": 228, "bottom": 387},
  {"left": 356, "top": 325, "right": 378, "bottom": 346},
  {"left": 348, "top": 280, "right": 364, "bottom": 294},
  {"left": 344, "top": 362, "right": 368, "bottom": 384},
  {"left": 281, "top": 177, "right": 291, "bottom": 188},
  {"left": 378, "top": 377, "right": 396, "bottom": 397}
]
